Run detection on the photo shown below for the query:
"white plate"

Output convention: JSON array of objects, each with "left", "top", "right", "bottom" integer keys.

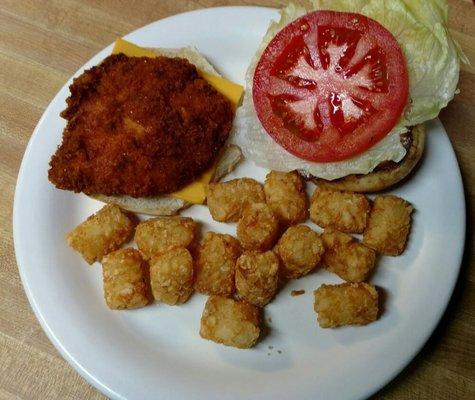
[{"left": 13, "top": 6, "right": 466, "bottom": 400}]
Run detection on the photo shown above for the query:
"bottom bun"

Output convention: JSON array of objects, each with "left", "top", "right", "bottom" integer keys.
[
  {"left": 91, "top": 144, "right": 242, "bottom": 215},
  {"left": 311, "top": 124, "right": 425, "bottom": 193}
]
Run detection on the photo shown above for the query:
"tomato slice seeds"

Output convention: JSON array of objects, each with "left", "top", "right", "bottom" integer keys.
[{"left": 253, "top": 11, "right": 409, "bottom": 162}]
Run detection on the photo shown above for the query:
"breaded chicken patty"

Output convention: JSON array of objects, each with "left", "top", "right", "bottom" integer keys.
[{"left": 48, "top": 53, "right": 234, "bottom": 197}]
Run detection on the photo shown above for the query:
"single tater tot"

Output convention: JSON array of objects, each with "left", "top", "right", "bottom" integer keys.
[
  {"left": 235, "top": 251, "right": 279, "bottom": 307},
  {"left": 275, "top": 225, "right": 324, "bottom": 279},
  {"left": 134, "top": 216, "right": 197, "bottom": 259},
  {"left": 194, "top": 232, "right": 241, "bottom": 296},
  {"left": 205, "top": 178, "right": 265, "bottom": 222},
  {"left": 200, "top": 295, "right": 261, "bottom": 349},
  {"left": 322, "top": 230, "right": 377, "bottom": 282},
  {"left": 149, "top": 247, "right": 193, "bottom": 305},
  {"left": 67, "top": 204, "right": 136, "bottom": 264},
  {"left": 314, "top": 283, "right": 379, "bottom": 328},
  {"left": 310, "top": 187, "right": 371, "bottom": 233},
  {"left": 102, "top": 248, "right": 150, "bottom": 310},
  {"left": 264, "top": 170, "right": 308, "bottom": 225},
  {"left": 237, "top": 203, "right": 279, "bottom": 251},
  {"left": 363, "top": 195, "right": 413, "bottom": 256}
]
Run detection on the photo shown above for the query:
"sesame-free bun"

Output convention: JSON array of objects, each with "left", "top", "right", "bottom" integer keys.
[{"left": 312, "top": 124, "right": 425, "bottom": 193}]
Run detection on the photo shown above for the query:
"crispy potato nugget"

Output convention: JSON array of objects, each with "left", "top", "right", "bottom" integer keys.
[
  {"left": 237, "top": 203, "right": 279, "bottom": 251},
  {"left": 363, "top": 195, "right": 413, "bottom": 256},
  {"left": 235, "top": 251, "right": 279, "bottom": 307},
  {"left": 194, "top": 232, "right": 241, "bottom": 296},
  {"left": 135, "top": 216, "right": 196, "bottom": 259},
  {"left": 150, "top": 247, "right": 193, "bottom": 305},
  {"left": 200, "top": 296, "right": 261, "bottom": 349},
  {"left": 264, "top": 170, "right": 308, "bottom": 225},
  {"left": 275, "top": 225, "right": 324, "bottom": 279},
  {"left": 314, "top": 283, "right": 379, "bottom": 328},
  {"left": 322, "top": 230, "right": 377, "bottom": 282},
  {"left": 67, "top": 204, "right": 136, "bottom": 264},
  {"left": 206, "top": 178, "right": 265, "bottom": 222},
  {"left": 102, "top": 248, "right": 150, "bottom": 310},
  {"left": 310, "top": 187, "right": 370, "bottom": 233}
]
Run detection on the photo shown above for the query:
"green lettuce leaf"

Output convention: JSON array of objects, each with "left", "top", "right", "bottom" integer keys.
[{"left": 310, "top": 0, "right": 464, "bottom": 125}]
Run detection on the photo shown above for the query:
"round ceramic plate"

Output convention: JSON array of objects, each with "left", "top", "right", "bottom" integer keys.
[{"left": 13, "top": 6, "right": 465, "bottom": 400}]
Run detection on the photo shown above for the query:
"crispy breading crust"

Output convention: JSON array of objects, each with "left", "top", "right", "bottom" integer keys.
[
  {"left": 206, "top": 178, "right": 265, "bottom": 222},
  {"left": 49, "top": 54, "right": 234, "bottom": 197},
  {"left": 134, "top": 216, "right": 197, "bottom": 259},
  {"left": 102, "top": 248, "right": 151, "bottom": 310},
  {"left": 66, "top": 204, "right": 136, "bottom": 264},
  {"left": 264, "top": 170, "right": 308, "bottom": 225},
  {"left": 275, "top": 225, "right": 324, "bottom": 279},
  {"left": 200, "top": 296, "right": 261, "bottom": 349},
  {"left": 310, "top": 187, "right": 371, "bottom": 233},
  {"left": 149, "top": 247, "right": 194, "bottom": 305},
  {"left": 322, "top": 230, "right": 377, "bottom": 283},
  {"left": 314, "top": 283, "right": 379, "bottom": 328},
  {"left": 237, "top": 203, "right": 280, "bottom": 251},
  {"left": 235, "top": 251, "right": 280, "bottom": 307},
  {"left": 194, "top": 232, "right": 241, "bottom": 296},
  {"left": 363, "top": 195, "right": 413, "bottom": 256}
]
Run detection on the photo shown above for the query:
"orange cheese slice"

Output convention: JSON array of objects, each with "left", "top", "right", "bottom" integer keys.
[{"left": 111, "top": 38, "right": 243, "bottom": 204}]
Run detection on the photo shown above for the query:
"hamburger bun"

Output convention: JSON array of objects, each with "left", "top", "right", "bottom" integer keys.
[{"left": 311, "top": 124, "right": 425, "bottom": 193}]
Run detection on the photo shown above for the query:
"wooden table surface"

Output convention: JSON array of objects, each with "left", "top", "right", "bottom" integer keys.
[{"left": 1, "top": 1, "right": 473, "bottom": 399}]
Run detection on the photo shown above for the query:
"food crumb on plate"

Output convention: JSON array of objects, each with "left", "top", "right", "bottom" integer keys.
[{"left": 291, "top": 289, "right": 305, "bottom": 296}]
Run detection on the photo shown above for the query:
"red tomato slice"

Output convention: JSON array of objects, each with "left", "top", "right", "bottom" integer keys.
[{"left": 253, "top": 11, "right": 409, "bottom": 162}]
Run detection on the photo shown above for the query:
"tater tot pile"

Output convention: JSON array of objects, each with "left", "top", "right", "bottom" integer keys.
[{"left": 67, "top": 169, "right": 414, "bottom": 348}]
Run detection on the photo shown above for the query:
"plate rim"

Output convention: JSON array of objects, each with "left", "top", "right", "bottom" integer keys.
[{"left": 13, "top": 6, "right": 466, "bottom": 400}]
